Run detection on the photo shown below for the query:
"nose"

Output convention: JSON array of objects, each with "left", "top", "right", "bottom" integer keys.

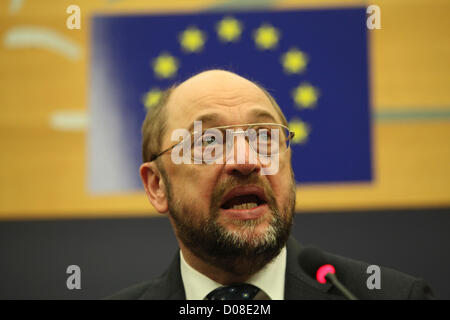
[{"left": 223, "top": 134, "right": 261, "bottom": 176}]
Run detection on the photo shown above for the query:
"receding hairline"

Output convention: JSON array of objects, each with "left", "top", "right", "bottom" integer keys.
[
  {"left": 167, "top": 70, "right": 288, "bottom": 128},
  {"left": 142, "top": 71, "right": 288, "bottom": 163}
]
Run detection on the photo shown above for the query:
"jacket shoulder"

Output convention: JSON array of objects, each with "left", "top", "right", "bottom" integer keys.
[
  {"left": 104, "top": 280, "right": 156, "bottom": 300},
  {"left": 104, "top": 251, "right": 185, "bottom": 300},
  {"left": 320, "top": 249, "right": 434, "bottom": 299},
  {"left": 285, "top": 238, "right": 434, "bottom": 299}
]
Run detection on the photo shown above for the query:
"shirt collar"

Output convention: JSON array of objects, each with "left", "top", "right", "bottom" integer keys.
[{"left": 180, "top": 246, "right": 287, "bottom": 300}]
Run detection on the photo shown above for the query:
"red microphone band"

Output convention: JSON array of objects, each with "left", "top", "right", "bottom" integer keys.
[{"left": 316, "top": 264, "right": 336, "bottom": 284}]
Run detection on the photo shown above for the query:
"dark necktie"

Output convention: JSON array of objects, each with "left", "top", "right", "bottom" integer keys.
[{"left": 205, "top": 283, "right": 269, "bottom": 300}]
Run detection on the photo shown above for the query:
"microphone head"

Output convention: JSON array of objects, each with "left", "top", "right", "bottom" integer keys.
[
  {"left": 299, "top": 246, "right": 336, "bottom": 284},
  {"left": 316, "top": 264, "right": 335, "bottom": 284}
]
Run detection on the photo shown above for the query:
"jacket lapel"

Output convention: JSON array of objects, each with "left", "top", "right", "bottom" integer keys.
[{"left": 139, "top": 251, "right": 186, "bottom": 300}]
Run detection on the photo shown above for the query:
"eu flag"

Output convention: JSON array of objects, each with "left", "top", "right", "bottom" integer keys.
[{"left": 89, "top": 8, "right": 371, "bottom": 193}]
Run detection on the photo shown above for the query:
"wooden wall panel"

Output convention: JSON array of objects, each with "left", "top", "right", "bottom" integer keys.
[{"left": 0, "top": 0, "right": 449, "bottom": 219}]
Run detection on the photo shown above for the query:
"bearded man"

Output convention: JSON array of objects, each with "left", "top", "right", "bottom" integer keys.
[{"left": 107, "top": 70, "right": 434, "bottom": 300}]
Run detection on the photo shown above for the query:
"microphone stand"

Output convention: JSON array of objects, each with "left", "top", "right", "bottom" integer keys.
[{"left": 325, "top": 273, "right": 358, "bottom": 300}]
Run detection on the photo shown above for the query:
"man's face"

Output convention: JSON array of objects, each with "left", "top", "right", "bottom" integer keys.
[{"left": 158, "top": 71, "right": 296, "bottom": 276}]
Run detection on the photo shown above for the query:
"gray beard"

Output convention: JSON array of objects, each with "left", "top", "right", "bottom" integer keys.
[{"left": 166, "top": 178, "right": 295, "bottom": 277}]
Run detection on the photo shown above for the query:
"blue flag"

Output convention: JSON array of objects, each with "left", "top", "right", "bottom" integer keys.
[{"left": 89, "top": 8, "right": 372, "bottom": 193}]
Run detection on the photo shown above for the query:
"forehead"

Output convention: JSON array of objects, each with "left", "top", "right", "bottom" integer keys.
[{"left": 165, "top": 72, "right": 281, "bottom": 136}]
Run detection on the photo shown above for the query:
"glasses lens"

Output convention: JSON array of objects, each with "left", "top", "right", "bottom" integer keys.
[
  {"left": 190, "top": 124, "right": 290, "bottom": 163},
  {"left": 191, "top": 128, "right": 224, "bottom": 162},
  {"left": 252, "top": 124, "right": 291, "bottom": 155}
]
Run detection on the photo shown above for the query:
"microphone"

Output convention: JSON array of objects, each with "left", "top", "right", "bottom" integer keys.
[{"left": 299, "top": 246, "right": 358, "bottom": 300}]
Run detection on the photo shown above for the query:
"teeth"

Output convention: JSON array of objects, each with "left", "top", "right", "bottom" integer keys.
[{"left": 231, "top": 202, "right": 258, "bottom": 210}]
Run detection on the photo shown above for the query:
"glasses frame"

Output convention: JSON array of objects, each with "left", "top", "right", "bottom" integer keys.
[{"left": 149, "top": 122, "right": 295, "bottom": 162}]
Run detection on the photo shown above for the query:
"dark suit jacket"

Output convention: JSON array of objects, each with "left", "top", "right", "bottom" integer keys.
[{"left": 106, "top": 237, "right": 434, "bottom": 300}]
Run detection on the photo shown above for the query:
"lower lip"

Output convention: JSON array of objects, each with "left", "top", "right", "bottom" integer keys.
[{"left": 219, "top": 204, "right": 268, "bottom": 220}]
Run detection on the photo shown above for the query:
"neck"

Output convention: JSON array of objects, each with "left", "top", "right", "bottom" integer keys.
[{"left": 179, "top": 242, "right": 252, "bottom": 285}]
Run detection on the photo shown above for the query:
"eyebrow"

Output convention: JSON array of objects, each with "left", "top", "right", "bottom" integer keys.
[
  {"left": 250, "top": 109, "right": 279, "bottom": 123},
  {"left": 187, "top": 113, "right": 222, "bottom": 132},
  {"left": 187, "top": 109, "right": 279, "bottom": 132}
]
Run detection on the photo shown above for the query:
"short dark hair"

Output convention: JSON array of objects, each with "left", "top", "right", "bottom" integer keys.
[
  {"left": 255, "top": 83, "right": 289, "bottom": 127},
  {"left": 141, "top": 85, "right": 176, "bottom": 163}
]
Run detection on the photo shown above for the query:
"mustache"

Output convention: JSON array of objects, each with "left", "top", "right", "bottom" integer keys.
[{"left": 209, "top": 173, "right": 278, "bottom": 212}]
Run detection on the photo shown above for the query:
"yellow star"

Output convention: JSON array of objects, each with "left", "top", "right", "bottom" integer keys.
[
  {"left": 292, "top": 83, "right": 319, "bottom": 108},
  {"left": 216, "top": 16, "right": 243, "bottom": 42},
  {"left": 253, "top": 23, "right": 280, "bottom": 50},
  {"left": 288, "top": 119, "right": 310, "bottom": 144},
  {"left": 152, "top": 53, "right": 179, "bottom": 79},
  {"left": 179, "top": 26, "right": 206, "bottom": 53},
  {"left": 143, "top": 88, "right": 162, "bottom": 110},
  {"left": 281, "top": 48, "right": 308, "bottom": 74}
]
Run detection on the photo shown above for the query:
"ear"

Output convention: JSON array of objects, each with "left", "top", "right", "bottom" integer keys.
[{"left": 140, "top": 162, "right": 169, "bottom": 214}]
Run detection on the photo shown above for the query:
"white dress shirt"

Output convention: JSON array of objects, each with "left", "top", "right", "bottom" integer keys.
[{"left": 180, "top": 246, "right": 287, "bottom": 300}]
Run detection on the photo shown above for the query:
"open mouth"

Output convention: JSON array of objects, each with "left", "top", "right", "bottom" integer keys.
[
  {"left": 220, "top": 186, "right": 268, "bottom": 211},
  {"left": 221, "top": 194, "right": 266, "bottom": 210}
]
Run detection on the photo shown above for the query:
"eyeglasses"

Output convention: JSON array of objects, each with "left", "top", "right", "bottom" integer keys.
[{"left": 150, "top": 123, "right": 295, "bottom": 163}]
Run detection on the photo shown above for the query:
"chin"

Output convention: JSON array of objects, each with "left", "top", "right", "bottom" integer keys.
[
  {"left": 221, "top": 219, "right": 274, "bottom": 246},
  {"left": 221, "top": 212, "right": 270, "bottom": 230}
]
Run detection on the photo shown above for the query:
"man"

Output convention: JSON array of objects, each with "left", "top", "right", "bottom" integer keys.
[{"left": 107, "top": 70, "right": 434, "bottom": 300}]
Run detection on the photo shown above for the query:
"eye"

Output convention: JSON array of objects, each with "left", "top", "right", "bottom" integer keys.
[
  {"left": 258, "top": 129, "right": 272, "bottom": 142},
  {"left": 203, "top": 134, "right": 217, "bottom": 146}
]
